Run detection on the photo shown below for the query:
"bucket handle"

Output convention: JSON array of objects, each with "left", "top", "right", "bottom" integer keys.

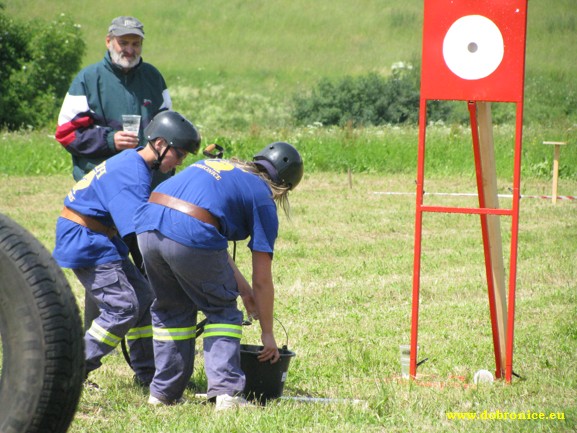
[
  {"left": 275, "top": 317, "right": 290, "bottom": 351},
  {"left": 241, "top": 316, "right": 290, "bottom": 350}
]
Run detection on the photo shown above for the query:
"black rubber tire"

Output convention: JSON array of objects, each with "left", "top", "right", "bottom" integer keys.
[{"left": 0, "top": 213, "right": 85, "bottom": 433}]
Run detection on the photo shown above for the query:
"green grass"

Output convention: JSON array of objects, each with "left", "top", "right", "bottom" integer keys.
[
  {"left": 3, "top": 123, "right": 577, "bottom": 182},
  {"left": 0, "top": 172, "right": 576, "bottom": 432},
  {"left": 1, "top": 2, "right": 577, "bottom": 431}
]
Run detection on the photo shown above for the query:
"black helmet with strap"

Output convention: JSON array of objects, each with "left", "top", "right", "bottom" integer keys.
[
  {"left": 144, "top": 110, "right": 201, "bottom": 153},
  {"left": 253, "top": 142, "right": 304, "bottom": 190},
  {"left": 144, "top": 110, "right": 201, "bottom": 170}
]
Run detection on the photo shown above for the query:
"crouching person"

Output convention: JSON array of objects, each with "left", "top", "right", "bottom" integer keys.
[
  {"left": 134, "top": 142, "right": 304, "bottom": 409},
  {"left": 53, "top": 110, "right": 201, "bottom": 387}
]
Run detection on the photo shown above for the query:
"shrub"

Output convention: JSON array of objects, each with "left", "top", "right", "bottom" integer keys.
[
  {"left": 292, "top": 72, "right": 408, "bottom": 127},
  {"left": 291, "top": 63, "right": 453, "bottom": 127},
  {"left": 0, "top": 7, "right": 85, "bottom": 130}
]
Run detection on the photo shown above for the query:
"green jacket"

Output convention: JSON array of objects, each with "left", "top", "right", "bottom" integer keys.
[{"left": 55, "top": 51, "right": 172, "bottom": 181}]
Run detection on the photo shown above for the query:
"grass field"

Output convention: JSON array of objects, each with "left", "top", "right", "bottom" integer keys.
[
  {"left": 0, "top": 172, "right": 576, "bottom": 433},
  {"left": 4, "top": 0, "right": 577, "bottom": 129},
  {"left": 1, "top": 1, "right": 576, "bottom": 431},
  {"left": 5, "top": 0, "right": 576, "bottom": 86}
]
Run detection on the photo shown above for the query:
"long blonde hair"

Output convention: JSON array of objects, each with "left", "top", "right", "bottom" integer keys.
[{"left": 230, "top": 158, "right": 292, "bottom": 217}]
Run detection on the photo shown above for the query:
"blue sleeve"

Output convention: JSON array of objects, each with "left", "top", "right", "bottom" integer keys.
[
  {"left": 248, "top": 204, "right": 278, "bottom": 253},
  {"left": 108, "top": 182, "right": 151, "bottom": 237}
]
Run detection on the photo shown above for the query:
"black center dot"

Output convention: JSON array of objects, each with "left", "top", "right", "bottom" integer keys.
[{"left": 468, "top": 42, "right": 478, "bottom": 53}]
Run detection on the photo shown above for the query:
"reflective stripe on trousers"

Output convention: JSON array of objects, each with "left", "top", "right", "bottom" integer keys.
[
  {"left": 152, "top": 326, "right": 197, "bottom": 341},
  {"left": 126, "top": 325, "right": 153, "bottom": 340},
  {"left": 88, "top": 321, "right": 122, "bottom": 347},
  {"left": 89, "top": 322, "right": 153, "bottom": 344},
  {"left": 203, "top": 323, "right": 242, "bottom": 339}
]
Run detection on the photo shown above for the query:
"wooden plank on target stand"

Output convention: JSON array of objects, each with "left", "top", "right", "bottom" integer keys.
[{"left": 477, "top": 102, "right": 508, "bottom": 376}]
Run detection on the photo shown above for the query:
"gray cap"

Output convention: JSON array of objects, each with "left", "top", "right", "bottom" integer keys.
[{"left": 108, "top": 16, "right": 145, "bottom": 38}]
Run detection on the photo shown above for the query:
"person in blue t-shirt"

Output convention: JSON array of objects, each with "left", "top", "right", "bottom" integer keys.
[
  {"left": 55, "top": 15, "right": 174, "bottom": 340},
  {"left": 134, "top": 142, "right": 304, "bottom": 409},
  {"left": 53, "top": 111, "right": 200, "bottom": 387}
]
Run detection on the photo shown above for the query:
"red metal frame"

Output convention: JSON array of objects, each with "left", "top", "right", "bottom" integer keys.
[
  {"left": 410, "top": 100, "right": 523, "bottom": 384},
  {"left": 411, "top": 0, "right": 528, "bottom": 384}
]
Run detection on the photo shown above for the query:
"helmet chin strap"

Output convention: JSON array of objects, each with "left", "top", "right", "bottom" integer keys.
[{"left": 149, "top": 141, "right": 171, "bottom": 170}]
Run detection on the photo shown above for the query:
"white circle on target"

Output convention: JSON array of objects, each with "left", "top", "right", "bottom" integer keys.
[{"left": 443, "top": 15, "right": 504, "bottom": 80}]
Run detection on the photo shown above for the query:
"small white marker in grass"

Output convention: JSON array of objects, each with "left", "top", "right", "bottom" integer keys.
[{"left": 473, "top": 369, "right": 494, "bottom": 385}]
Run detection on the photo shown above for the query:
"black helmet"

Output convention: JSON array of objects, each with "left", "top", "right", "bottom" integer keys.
[
  {"left": 253, "top": 142, "right": 304, "bottom": 190},
  {"left": 144, "top": 110, "right": 201, "bottom": 154}
]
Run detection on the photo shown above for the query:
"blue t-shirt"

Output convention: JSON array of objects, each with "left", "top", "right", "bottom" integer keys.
[
  {"left": 134, "top": 159, "right": 278, "bottom": 252},
  {"left": 53, "top": 148, "right": 152, "bottom": 268}
]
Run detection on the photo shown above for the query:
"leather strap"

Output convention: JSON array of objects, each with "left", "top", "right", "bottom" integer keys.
[
  {"left": 60, "top": 207, "right": 117, "bottom": 239},
  {"left": 148, "top": 192, "right": 220, "bottom": 231}
]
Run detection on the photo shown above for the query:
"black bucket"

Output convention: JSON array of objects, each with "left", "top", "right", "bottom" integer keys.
[{"left": 240, "top": 344, "right": 295, "bottom": 402}]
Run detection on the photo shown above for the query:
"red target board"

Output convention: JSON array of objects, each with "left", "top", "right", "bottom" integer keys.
[{"left": 420, "top": 0, "right": 528, "bottom": 102}]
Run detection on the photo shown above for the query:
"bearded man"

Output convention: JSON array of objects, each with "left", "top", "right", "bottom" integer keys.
[
  {"left": 55, "top": 16, "right": 172, "bottom": 184},
  {"left": 55, "top": 16, "right": 173, "bottom": 331}
]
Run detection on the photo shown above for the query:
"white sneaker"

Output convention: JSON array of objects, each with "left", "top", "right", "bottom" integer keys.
[
  {"left": 148, "top": 394, "right": 185, "bottom": 406},
  {"left": 215, "top": 394, "right": 255, "bottom": 411}
]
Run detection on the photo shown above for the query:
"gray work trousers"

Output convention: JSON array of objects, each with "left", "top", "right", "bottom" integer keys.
[{"left": 137, "top": 230, "right": 245, "bottom": 401}]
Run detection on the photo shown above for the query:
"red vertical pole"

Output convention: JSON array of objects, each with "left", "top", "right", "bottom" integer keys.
[
  {"left": 410, "top": 98, "right": 428, "bottom": 378},
  {"left": 506, "top": 102, "right": 523, "bottom": 383},
  {"left": 467, "top": 101, "right": 504, "bottom": 378}
]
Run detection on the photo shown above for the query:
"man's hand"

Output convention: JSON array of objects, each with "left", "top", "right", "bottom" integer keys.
[{"left": 114, "top": 131, "right": 140, "bottom": 151}]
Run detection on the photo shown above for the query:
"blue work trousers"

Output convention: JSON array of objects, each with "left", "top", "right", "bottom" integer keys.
[{"left": 74, "top": 258, "right": 155, "bottom": 384}]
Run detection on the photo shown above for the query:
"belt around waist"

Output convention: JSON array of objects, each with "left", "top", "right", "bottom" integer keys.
[
  {"left": 60, "top": 207, "right": 117, "bottom": 239},
  {"left": 148, "top": 192, "right": 220, "bottom": 231}
]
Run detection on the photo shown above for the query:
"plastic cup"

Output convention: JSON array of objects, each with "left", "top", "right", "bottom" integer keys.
[
  {"left": 399, "top": 344, "right": 418, "bottom": 379},
  {"left": 122, "top": 114, "right": 141, "bottom": 133}
]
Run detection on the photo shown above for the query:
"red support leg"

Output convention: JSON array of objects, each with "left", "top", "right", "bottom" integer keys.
[
  {"left": 505, "top": 102, "right": 524, "bottom": 383},
  {"left": 410, "top": 98, "right": 428, "bottom": 379}
]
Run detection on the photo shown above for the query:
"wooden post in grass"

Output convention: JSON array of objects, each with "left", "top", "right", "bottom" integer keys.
[
  {"left": 543, "top": 141, "right": 567, "bottom": 204},
  {"left": 348, "top": 167, "right": 353, "bottom": 189},
  {"left": 476, "top": 102, "right": 508, "bottom": 376}
]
